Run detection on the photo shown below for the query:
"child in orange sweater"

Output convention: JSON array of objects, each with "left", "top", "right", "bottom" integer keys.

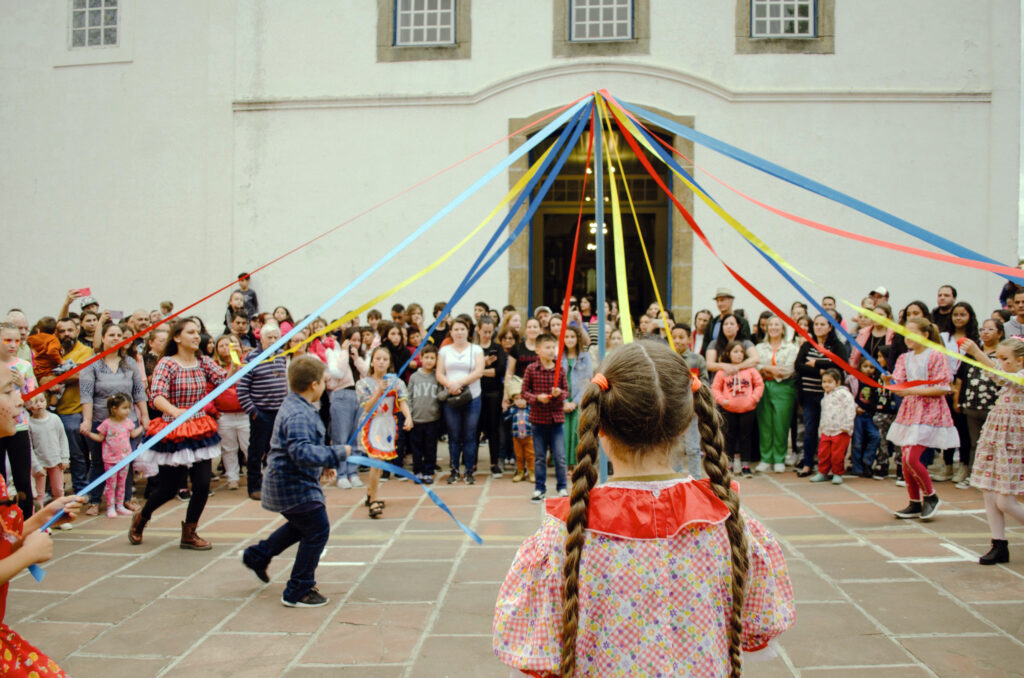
[{"left": 712, "top": 341, "right": 765, "bottom": 477}]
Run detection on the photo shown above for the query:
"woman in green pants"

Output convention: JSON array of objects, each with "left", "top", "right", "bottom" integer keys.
[{"left": 756, "top": 316, "right": 799, "bottom": 473}]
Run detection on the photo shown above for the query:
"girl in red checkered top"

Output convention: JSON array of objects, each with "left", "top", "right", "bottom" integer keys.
[{"left": 493, "top": 340, "right": 794, "bottom": 677}]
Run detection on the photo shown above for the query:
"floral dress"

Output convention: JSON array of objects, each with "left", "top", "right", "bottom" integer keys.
[
  {"left": 0, "top": 489, "right": 66, "bottom": 677},
  {"left": 493, "top": 478, "right": 795, "bottom": 677},
  {"left": 886, "top": 348, "right": 959, "bottom": 449},
  {"left": 969, "top": 370, "right": 1024, "bottom": 495},
  {"left": 356, "top": 374, "right": 408, "bottom": 460}
]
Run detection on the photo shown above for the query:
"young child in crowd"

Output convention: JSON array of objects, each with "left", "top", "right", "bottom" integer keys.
[
  {"left": 961, "top": 336, "right": 1024, "bottom": 565},
  {"left": 26, "top": 395, "right": 69, "bottom": 514},
  {"left": 26, "top": 317, "right": 63, "bottom": 383},
  {"left": 850, "top": 361, "right": 882, "bottom": 478},
  {"left": 85, "top": 393, "right": 143, "bottom": 518},
  {"left": 872, "top": 346, "right": 900, "bottom": 480},
  {"left": 711, "top": 341, "right": 764, "bottom": 478},
  {"left": 521, "top": 333, "right": 568, "bottom": 502},
  {"left": 671, "top": 324, "right": 709, "bottom": 479},
  {"left": 493, "top": 341, "right": 794, "bottom": 676},
  {"left": 408, "top": 344, "right": 442, "bottom": 484},
  {"left": 504, "top": 376, "right": 534, "bottom": 483},
  {"left": 887, "top": 317, "right": 958, "bottom": 520},
  {"left": 813, "top": 369, "right": 856, "bottom": 484},
  {"left": 242, "top": 355, "right": 350, "bottom": 607},
  {"left": 357, "top": 346, "right": 412, "bottom": 519}
]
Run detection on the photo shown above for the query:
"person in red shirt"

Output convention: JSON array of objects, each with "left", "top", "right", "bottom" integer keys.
[
  {"left": 712, "top": 341, "right": 765, "bottom": 478},
  {"left": 521, "top": 333, "right": 568, "bottom": 502}
]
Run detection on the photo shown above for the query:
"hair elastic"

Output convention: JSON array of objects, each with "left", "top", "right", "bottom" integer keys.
[
  {"left": 591, "top": 373, "right": 610, "bottom": 391},
  {"left": 690, "top": 370, "right": 702, "bottom": 393}
]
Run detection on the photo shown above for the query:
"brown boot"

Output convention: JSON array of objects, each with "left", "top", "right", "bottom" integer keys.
[
  {"left": 180, "top": 522, "right": 212, "bottom": 550},
  {"left": 128, "top": 510, "right": 149, "bottom": 545}
]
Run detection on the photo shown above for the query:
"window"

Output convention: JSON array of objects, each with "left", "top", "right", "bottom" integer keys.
[
  {"left": 70, "top": 0, "right": 118, "bottom": 48},
  {"left": 750, "top": 0, "right": 814, "bottom": 38},
  {"left": 570, "top": 0, "right": 632, "bottom": 42},
  {"left": 394, "top": 0, "right": 455, "bottom": 47}
]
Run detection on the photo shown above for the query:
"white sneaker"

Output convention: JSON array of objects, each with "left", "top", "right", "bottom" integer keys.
[
  {"left": 335, "top": 477, "right": 352, "bottom": 490},
  {"left": 773, "top": 463, "right": 786, "bottom": 473},
  {"left": 732, "top": 457, "right": 742, "bottom": 475},
  {"left": 57, "top": 522, "right": 74, "bottom": 531},
  {"left": 530, "top": 490, "right": 545, "bottom": 503},
  {"left": 349, "top": 475, "right": 364, "bottom": 488},
  {"left": 784, "top": 452, "right": 796, "bottom": 466},
  {"left": 558, "top": 488, "right": 569, "bottom": 497},
  {"left": 755, "top": 462, "right": 771, "bottom": 474}
]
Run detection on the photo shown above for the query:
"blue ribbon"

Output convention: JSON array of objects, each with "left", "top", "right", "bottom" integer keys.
[
  {"left": 619, "top": 100, "right": 1024, "bottom": 286},
  {"left": 28, "top": 98, "right": 591, "bottom": 581},
  {"left": 626, "top": 114, "right": 891, "bottom": 378}
]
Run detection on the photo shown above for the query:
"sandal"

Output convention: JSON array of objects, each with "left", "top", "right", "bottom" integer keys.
[
  {"left": 368, "top": 500, "right": 385, "bottom": 519},
  {"left": 364, "top": 494, "right": 385, "bottom": 509}
]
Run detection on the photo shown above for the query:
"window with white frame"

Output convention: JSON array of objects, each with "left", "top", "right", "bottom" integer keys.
[
  {"left": 394, "top": 0, "right": 456, "bottom": 46},
  {"left": 750, "top": 0, "right": 814, "bottom": 38},
  {"left": 70, "top": 0, "right": 119, "bottom": 48},
  {"left": 570, "top": 0, "right": 633, "bottom": 42}
]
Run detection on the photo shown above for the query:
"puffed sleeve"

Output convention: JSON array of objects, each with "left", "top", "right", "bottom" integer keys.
[
  {"left": 200, "top": 355, "right": 228, "bottom": 387},
  {"left": 149, "top": 358, "right": 175, "bottom": 403},
  {"left": 493, "top": 517, "right": 565, "bottom": 675},
  {"left": 740, "top": 514, "right": 796, "bottom": 653}
]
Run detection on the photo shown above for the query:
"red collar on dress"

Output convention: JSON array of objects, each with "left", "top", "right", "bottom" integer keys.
[{"left": 544, "top": 478, "right": 732, "bottom": 540}]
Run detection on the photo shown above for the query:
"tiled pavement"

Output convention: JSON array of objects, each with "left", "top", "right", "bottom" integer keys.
[{"left": 8, "top": 466, "right": 1024, "bottom": 677}]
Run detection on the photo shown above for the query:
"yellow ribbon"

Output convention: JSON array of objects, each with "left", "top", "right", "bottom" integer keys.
[
  {"left": 258, "top": 146, "right": 554, "bottom": 364},
  {"left": 596, "top": 98, "right": 633, "bottom": 344},
  {"left": 603, "top": 94, "right": 1024, "bottom": 385}
]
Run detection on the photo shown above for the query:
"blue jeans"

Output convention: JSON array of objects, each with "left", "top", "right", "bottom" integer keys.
[
  {"left": 799, "top": 392, "right": 823, "bottom": 470},
  {"left": 851, "top": 412, "right": 880, "bottom": 474},
  {"left": 444, "top": 396, "right": 481, "bottom": 473},
  {"left": 244, "top": 502, "right": 330, "bottom": 603},
  {"left": 329, "top": 389, "right": 361, "bottom": 478},
  {"left": 58, "top": 412, "right": 89, "bottom": 494},
  {"left": 86, "top": 420, "right": 136, "bottom": 504},
  {"left": 679, "top": 420, "right": 704, "bottom": 479},
  {"left": 533, "top": 423, "right": 566, "bottom": 493}
]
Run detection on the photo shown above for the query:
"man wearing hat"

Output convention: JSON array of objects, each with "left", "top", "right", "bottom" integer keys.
[
  {"left": 533, "top": 305, "right": 552, "bottom": 332},
  {"left": 700, "top": 287, "right": 751, "bottom": 356}
]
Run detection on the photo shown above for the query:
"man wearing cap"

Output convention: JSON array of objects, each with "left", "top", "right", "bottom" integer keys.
[
  {"left": 700, "top": 288, "right": 751, "bottom": 356},
  {"left": 534, "top": 306, "right": 552, "bottom": 332},
  {"left": 869, "top": 286, "right": 889, "bottom": 302}
]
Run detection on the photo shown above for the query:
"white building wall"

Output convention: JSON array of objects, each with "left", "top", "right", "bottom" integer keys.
[{"left": 2, "top": 0, "right": 1019, "bottom": 328}]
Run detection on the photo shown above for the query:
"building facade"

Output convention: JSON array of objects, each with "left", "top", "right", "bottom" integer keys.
[{"left": 2, "top": 0, "right": 1020, "bottom": 326}]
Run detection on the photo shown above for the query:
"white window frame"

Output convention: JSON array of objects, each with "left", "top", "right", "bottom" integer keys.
[
  {"left": 394, "top": 0, "right": 456, "bottom": 47},
  {"left": 570, "top": 0, "right": 633, "bottom": 43},
  {"left": 69, "top": 0, "right": 120, "bottom": 50},
  {"left": 750, "top": 0, "right": 816, "bottom": 38}
]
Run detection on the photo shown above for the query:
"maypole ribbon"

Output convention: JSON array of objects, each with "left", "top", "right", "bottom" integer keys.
[
  {"left": 596, "top": 97, "right": 633, "bottom": 344},
  {"left": 22, "top": 93, "right": 594, "bottom": 404},
  {"left": 615, "top": 99, "right": 1024, "bottom": 286},
  {"left": 29, "top": 99, "right": 591, "bottom": 579},
  {"left": 602, "top": 102, "right": 675, "bottom": 352},
  {"left": 347, "top": 106, "right": 592, "bottom": 478}
]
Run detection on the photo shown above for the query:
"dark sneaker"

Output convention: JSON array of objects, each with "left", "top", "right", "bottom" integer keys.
[
  {"left": 491, "top": 465, "right": 503, "bottom": 478},
  {"left": 281, "top": 587, "right": 329, "bottom": 608},
  {"left": 894, "top": 501, "right": 923, "bottom": 519},
  {"left": 242, "top": 551, "right": 269, "bottom": 583},
  {"left": 741, "top": 466, "right": 753, "bottom": 478},
  {"left": 422, "top": 474, "right": 434, "bottom": 485},
  {"left": 177, "top": 489, "right": 190, "bottom": 501},
  {"left": 465, "top": 472, "right": 476, "bottom": 485},
  {"left": 920, "top": 493, "right": 941, "bottom": 520},
  {"left": 447, "top": 470, "right": 460, "bottom": 484}
]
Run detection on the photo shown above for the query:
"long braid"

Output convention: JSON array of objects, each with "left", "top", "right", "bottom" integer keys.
[
  {"left": 560, "top": 384, "right": 602, "bottom": 678},
  {"left": 693, "top": 383, "right": 749, "bottom": 678}
]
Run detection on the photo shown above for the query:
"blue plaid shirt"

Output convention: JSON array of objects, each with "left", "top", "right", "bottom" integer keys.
[{"left": 261, "top": 392, "right": 348, "bottom": 513}]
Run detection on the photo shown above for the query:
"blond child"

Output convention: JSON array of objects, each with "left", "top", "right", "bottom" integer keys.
[{"left": 26, "top": 395, "right": 69, "bottom": 515}]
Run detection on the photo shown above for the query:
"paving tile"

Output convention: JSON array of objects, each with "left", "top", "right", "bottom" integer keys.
[
  {"left": 760, "top": 516, "right": 845, "bottom": 540},
  {"left": 120, "top": 544, "right": 233, "bottom": 576},
  {"left": 35, "top": 575, "right": 181, "bottom": 623},
  {"left": 24, "top": 552, "right": 125, "bottom": 592},
  {"left": 801, "top": 544, "right": 912, "bottom": 581},
  {"left": 452, "top": 546, "right": 518, "bottom": 583},
  {"left": 301, "top": 602, "right": 431, "bottom": 664},
  {"left": 914, "top": 561, "right": 1024, "bottom": 603},
  {"left": 82, "top": 597, "right": 242, "bottom": 656},
  {"left": 816, "top": 501, "right": 898, "bottom": 529},
  {"left": 382, "top": 534, "right": 464, "bottom": 560},
  {"left": 3, "top": 590, "right": 67, "bottom": 623},
  {"left": 970, "top": 602, "right": 1024, "bottom": 641},
  {"left": 800, "top": 667, "right": 929, "bottom": 677},
  {"left": 742, "top": 494, "right": 817, "bottom": 518},
  {"left": 863, "top": 533, "right": 961, "bottom": 558},
  {"left": 164, "top": 632, "right": 310, "bottom": 678},
  {"left": 168, "top": 554, "right": 267, "bottom": 599},
  {"left": 8, "top": 621, "right": 109, "bottom": 663},
  {"left": 477, "top": 495, "right": 547, "bottom": 520},
  {"left": 349, "top": 560, "right": 452, "bottom": 602},
  {"left": 840, "top": 581, "right": 992, "bottom": 634},
  {"left": 785, "top": 560, "right": 845, "bottom": 602},
  {"left": 60, "top": 655, "right": 169, "bottom": 678},
  {"left": 408, "top": 634, "right": 502, "bottom": 678},
  {"left": 781, "top": 602, "right": 911, "bottom": 668},
  {"left": 899, "top": 635, "right": 1024, "bottom": 677},
  {"left": 743, "top": 655, "right": 797, "bottom": 676},
  {"left": 220, "top": 586, "right": 338, "bottom": 633},
  {"left": 285, "top": 667, "right": 406, "bottom": 678},
  {"left": 431, "top": 582, "right": 499, "bottom": 634}
]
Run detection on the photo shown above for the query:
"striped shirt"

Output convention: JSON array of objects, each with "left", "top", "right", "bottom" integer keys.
[{"left": 236, "top": 349, "right": 289, "bottom": 414}]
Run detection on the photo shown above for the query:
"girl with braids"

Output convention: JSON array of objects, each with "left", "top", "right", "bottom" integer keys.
[{"left": 493, "top": 341, "right": 794, "bottom": 677}]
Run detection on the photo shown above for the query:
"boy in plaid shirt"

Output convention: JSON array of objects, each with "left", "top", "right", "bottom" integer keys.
[
  {"left": 242, "top": 356, "right": 350, "bottom": 608},
  {"left": 522, "top": 333, "right": 568, "bottom": 502}
]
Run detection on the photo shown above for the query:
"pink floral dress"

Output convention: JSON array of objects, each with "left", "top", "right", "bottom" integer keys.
[
  {"left": 969, "top": 370, "right": 1024, "bottom": 494},
  {"left": 886, "top": 348, "right": 959, "bottom": 449},
  {"left": 493, "top": 478, "right": 795, "bottom": 677}
]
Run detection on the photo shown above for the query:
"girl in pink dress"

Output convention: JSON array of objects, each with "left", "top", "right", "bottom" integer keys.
[
  {"left": 962, "top": 336, "right": 1024, "bottom": 565},
  {"left": 886, "top": 317, "right": 958, "bottom": 521},
  {"left": 493, "top": 341, "right": 794, "bottom": 678}
]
